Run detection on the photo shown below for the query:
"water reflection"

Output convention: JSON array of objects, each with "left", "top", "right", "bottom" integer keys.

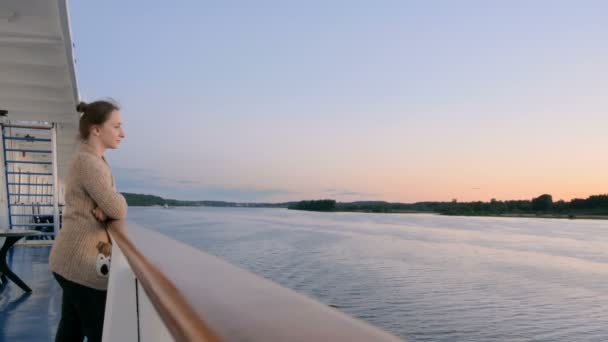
[{"left": 130, "top": 207, "right": 608, "bottom": 341}]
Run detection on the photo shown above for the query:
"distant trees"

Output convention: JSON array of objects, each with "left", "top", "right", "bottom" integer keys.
[
  {"left": 531, "top": 194, "right": 553, "bottom": 211},
  {"left": 288, "top": 199, "right": 337, "bottom": 212},
  {"left": 121, "top": 193, "right": 165, "bottom": 206},
  {"left": 288, "top": 194, "right": 608, "bottom": 217},
  {"left": 122, "top": 191, "right": 608, "bottom": 217},
  {"left": 437, "top": 194, "right": 608, "bottom": 216},
  {"left": 570, "top": 195, "right": 608, "bottom": 210},
  {"left": 121, "top": 192, "right": 293, "bottom": 208}
]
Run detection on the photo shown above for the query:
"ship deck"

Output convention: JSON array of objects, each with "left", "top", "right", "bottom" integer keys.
[{"left": 0, "top": 245, "right": 60, "bottom": 342}]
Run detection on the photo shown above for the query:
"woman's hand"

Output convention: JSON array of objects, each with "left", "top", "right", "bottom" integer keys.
[{"left": 92, "top": 207, "right": 108, "bottom": 222}]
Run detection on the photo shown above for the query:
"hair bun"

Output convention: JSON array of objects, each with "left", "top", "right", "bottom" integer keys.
[{"left": 76, "top": 101, "right": 88, "bottom": 113}]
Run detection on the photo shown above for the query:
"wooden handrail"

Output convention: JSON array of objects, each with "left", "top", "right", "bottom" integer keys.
[
  {"left": 108, "top": 220, "right": 220, "bottom": 342},
  {"left": 108, "top": 220, "right": 403, "bottom": 342}
]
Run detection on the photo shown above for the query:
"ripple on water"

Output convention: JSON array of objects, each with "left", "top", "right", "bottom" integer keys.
[{"left": 129, "top": 208, "right": 608, "bottom": 341}]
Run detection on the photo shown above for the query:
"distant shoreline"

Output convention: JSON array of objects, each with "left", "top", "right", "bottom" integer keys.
[
  {"left": 129, "top": 206, "right": 608, "bottom": 220},
  {"left": 325, "top": 209, "right": 608, "bottom": 220},
  {"left": 123, "top": 193, "right": 608, "bottom": 220},
  {"left": 446, "top": 213, "right": 608, "bottom": 220}
]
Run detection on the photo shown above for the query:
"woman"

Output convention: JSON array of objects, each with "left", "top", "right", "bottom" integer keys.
[{"left": 49, "top": 100, "right": 127, "bottom": 342}]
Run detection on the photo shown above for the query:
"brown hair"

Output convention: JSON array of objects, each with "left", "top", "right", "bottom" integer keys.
[{"left": 77, "top": 100, "right": 120, "bottom": 140}]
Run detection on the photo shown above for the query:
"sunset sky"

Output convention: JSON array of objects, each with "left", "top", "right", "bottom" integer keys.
[{"left": 69, "top": 1, "right": 607, "bottom": 202}]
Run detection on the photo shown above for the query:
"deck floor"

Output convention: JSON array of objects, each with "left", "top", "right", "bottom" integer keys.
[{"left": 0, "top": 245, "right": 61, "bottom": 342}]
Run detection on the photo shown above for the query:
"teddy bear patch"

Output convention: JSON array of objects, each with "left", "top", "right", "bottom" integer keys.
[{"left": 96, "top": 241, "right": 112, "bottom": 277}]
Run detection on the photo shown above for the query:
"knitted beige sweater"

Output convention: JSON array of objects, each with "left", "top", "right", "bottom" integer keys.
[{"left": 49, "top": 143, "right": 127, "bottom": 290}]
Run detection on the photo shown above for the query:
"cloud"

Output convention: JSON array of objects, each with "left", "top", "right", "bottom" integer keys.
[
  {"left": 112, "top": 169, "right": 375, "bottom": 202},
  {"left": 322, "top": 188, "right": 375, "bottom": 199},
  {"left": 113, "top": 167, "right": 293, "bottom": 202},
  {"left": 176, "top": 179, "right": 202, "bottom": 185},
  {"left": 336, "top": 191, "right": 368, "bottom": 196}
]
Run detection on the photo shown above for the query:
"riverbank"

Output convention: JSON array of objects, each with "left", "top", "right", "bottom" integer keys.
[
  {"left": 335, "top": 210, "right": 608, "bottom": 220},
  {"left": 465, "top": 213, "right": 608, "bottom": 220}
]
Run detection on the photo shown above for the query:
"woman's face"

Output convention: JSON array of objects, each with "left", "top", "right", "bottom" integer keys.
[{"left": 97, "top": 110, "right": 125, "bottom": 149}]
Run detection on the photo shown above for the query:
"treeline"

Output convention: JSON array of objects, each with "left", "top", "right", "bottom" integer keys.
[
  {"left": 288, "top": 199, "right": 337, "bottom": 212},
  {"left": 121, "top": 193, "right": 166, "bottom": 206},
  {"left": 439, "top": 194, "right": 608, "bottom": 216},
  {"left": 122, "top": 192, "right": 608, "bottom": 218},
  {"left": 288, "top": 194, "right": 608, "bottom": 217},
  {"left": 121, "top": 192, "right": 291, "bottom": 208}
]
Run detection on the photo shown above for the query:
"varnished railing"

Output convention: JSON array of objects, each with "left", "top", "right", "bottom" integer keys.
[
  {"left": 108, "top": 220, "right": 219, "bottom": 341},
  {"left": 107, "top": 220, "right": 402, "bottom": 341}
]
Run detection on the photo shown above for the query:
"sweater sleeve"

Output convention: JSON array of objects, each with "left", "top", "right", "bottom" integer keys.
[{"left": 78, "top": 155, "right": 128, "bottom": 219}]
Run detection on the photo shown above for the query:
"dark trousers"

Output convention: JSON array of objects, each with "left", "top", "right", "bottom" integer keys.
[{"left": 53, "top": 273, "right": 107, "bottom": 342}]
